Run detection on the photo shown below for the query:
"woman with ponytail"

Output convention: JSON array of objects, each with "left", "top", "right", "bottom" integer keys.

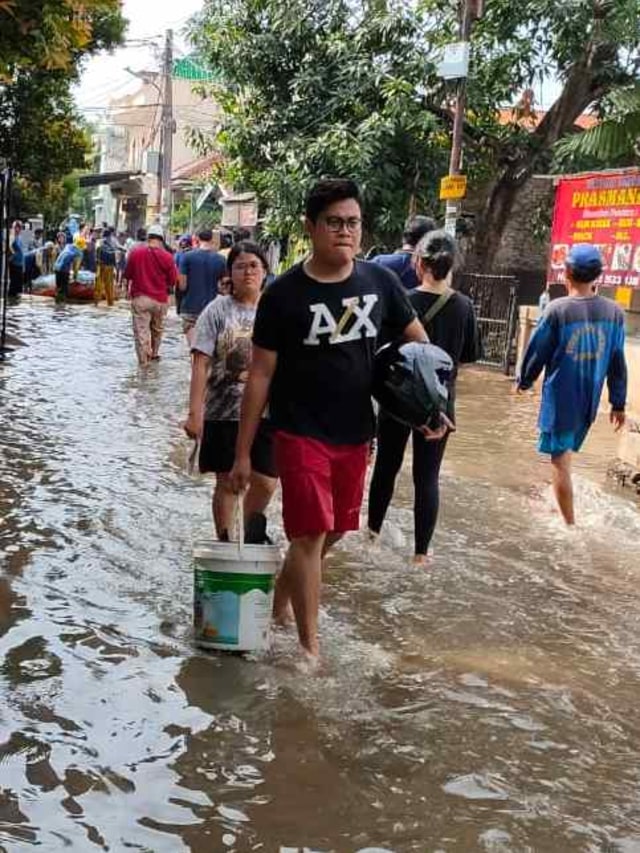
[{"left": 367, "top": 230, "right": 481, "bottom": 566}]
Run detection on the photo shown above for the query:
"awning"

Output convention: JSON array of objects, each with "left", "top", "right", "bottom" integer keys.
[{"left": 78, "top": 171, "right": 143, "bottom": 188}]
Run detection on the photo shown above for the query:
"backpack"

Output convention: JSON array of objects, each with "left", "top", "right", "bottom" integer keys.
[{"left": 98, "top": 239, "right": 117, "bottom": 266}]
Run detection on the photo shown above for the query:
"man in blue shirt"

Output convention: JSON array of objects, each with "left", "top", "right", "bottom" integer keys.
[
  {"left": 178, "top": 228, "right": 226, "bottom": 344},
  {"left": 54, "top": 237, "right": 84, "bottom": 303},
  {"left": 9, "top": 220, "right": 25, "bottom": 297},
  {"left": 518, "top": 244, "right": 627, "bottom": 525},
  {"left": 371, "top": 214, "right": 435, "bottom": 289}
]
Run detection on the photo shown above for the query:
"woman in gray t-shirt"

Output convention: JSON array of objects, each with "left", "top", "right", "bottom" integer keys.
[{"left": 184, "top": 241, "right": 277, "bottom": 539}]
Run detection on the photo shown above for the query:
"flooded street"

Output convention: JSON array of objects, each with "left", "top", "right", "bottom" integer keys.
[{"left": 2, "top": 301, "right": 640, "bottom": 852}]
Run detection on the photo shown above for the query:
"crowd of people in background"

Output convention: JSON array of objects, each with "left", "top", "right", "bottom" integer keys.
[
  {"left": 6, "top": 217, "right": 251, "bottom": 305},
  {"left": 7, "top": 214, "right": 262, "bottom": 376}
]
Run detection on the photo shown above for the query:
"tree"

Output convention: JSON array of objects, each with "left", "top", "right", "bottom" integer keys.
[
  {"left": 13, "top": 173, "right": 81, "bottom": 227},
  {"left": 554, "top": 83, "right": 640, "bottom": 166},
  {"left": 190, "top": 0, "right": 640, "bottom": 265},
  {"left": 0, "top": 0, "right": 125, "bottom": 81},
  {"left": 0, "top": 72, "right": 89, "bottom": 178},
  {"left": 0, "top": 0, "right": 125, "bottom": 218},
  {"left": 170, "top": 197, "right": 221, "bottom": 233},
  {"left": 190, "top": 0, "right": 449, "bottom": 246},
  {"left": 447, "top": 0, "right": 640, "bottom": 267}
]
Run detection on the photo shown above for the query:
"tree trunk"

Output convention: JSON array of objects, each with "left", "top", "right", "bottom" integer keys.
[{"left": 473, "top": 48, "right": 612, "bottom": 271}]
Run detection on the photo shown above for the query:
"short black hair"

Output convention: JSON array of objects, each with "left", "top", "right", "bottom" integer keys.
[
  {"left": 305, "top": 178, "right": 362, "bottom": 223},
  {"left": 227, "top": 240, "right": 269, "bottom": 275},
  {"left": 136, "top": 227, "right": 147, "bottom": 241},
  {"left": 403, "top": 215, "right": 436, "bottom": 247},
  {"left": 220, "top": 231, "right": 233, "bottom": 249},
  {"left": 567, "top": 259, "right": 603, "bottom": 284},
  {"left": 198, "top": 228, "right": 213, "bottom": 242}
]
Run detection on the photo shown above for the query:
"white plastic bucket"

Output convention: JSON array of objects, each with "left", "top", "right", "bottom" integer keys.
[{"left": 193, "top": 505, "right": 281, "bottom": 652}]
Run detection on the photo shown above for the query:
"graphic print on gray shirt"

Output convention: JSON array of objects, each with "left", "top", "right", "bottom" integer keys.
[{"left": 192, "top": 295, "right": 257, "bottom": 421}]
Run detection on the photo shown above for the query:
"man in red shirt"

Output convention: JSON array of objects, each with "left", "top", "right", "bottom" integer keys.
[{"left": 124, "top": 224, "right": 177, "bottom": 365}]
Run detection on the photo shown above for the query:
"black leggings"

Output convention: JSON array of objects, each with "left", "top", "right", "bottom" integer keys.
[{"left": 368, "top": 411, "right": 449, "bottom": 556}]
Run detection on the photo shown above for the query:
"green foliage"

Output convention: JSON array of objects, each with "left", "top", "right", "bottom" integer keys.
[
  {"left": 0, "top": 72, "right": 89, "bottom": 179},
  {"left": 0, "top": 0, "right": 126, "bottom": 80},
  {"left": 70, "top": 176, "right": 98, "bottom": 224},
  {"left": 0, "top": 0, "right": 125, "bottom": 223},
  {"left": 554, "top": 84, "right": 640, "bottom": 166},
  {"left": 0, "top": 72, "right": 93, "bottom": 218},
  {"left": 190, "top": 0, "right": 448, "bottom": 246},
  {"left": 14, "top": 172, "right": 79, "bottom": 225},
  {"left": 190, "top": 0, "right": 640, "bottom": 260},
  {"left": 170, "top": 198, "right": 222, "bottom": 233}
]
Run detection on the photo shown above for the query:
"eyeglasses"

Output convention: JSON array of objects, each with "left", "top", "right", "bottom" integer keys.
[
  {"left": 322, "top": 216, "right": 362, "bottom": 233},
  {"left": 233, "top": 261, "right": 263, "bottom": 272}
]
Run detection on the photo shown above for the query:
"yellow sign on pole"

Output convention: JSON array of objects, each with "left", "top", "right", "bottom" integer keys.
[
  {"left": 615, "top": 286, "right": 633, "bottom": 310},
  {"left": 440, "top": 175, "right": 468, "bottom": 200}
]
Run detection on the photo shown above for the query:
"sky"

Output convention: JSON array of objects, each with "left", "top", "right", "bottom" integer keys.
[
  {"left": 73, "top": 0, "right": 204, "bottom": 115},
  {"left": 74, "top": 0, "right": 563, "bottom": 116}
]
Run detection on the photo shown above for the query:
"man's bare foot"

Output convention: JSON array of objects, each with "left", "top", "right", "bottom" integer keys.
[
  {"left": 412, "top": 554, "right": 432, "bottom": 569},
  {"left": 296, "top": 647, "right": 322, "bottom": 674},
  {"left": 273, "top": 601, "right": 295, "bottom": 629}
]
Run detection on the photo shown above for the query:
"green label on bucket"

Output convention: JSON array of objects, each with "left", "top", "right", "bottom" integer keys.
[
  {"left": 193, "top": 568, "right": 274, "bottom": 649},
  {"left": 194, "top": 569, "right": 274, "bottom": 596}
]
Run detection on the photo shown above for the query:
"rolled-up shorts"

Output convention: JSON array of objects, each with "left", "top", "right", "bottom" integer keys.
[
  {"left": 274, "top": 430, "right": 369, "bottom": 540},
  {"left": 199, "top": 419, "right": 277, "bottom": 478},
  {"left": 538, "top": 424, "right": 590, "bottom": 457}
]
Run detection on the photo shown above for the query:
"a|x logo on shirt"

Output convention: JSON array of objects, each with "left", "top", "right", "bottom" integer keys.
[{"left": 303, "top": 294, "right": 379, "bottom": 346}]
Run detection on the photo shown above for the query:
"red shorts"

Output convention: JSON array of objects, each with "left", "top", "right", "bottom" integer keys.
[{"left": 274, "top": 430, "right": 369, "bottom": 540}]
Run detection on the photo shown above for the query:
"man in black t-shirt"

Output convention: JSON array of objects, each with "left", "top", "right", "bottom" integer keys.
[{"left": 230, "top": 179, "right": 435, "bottom": 661}]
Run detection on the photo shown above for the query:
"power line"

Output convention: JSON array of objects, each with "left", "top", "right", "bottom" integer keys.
[{"left": 81, "top": 103, "right": 215, "bottom": 111}]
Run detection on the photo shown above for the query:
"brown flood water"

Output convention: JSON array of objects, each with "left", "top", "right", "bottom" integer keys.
[{"left": 1, "top": 302, "right": 640, "bottom": 852}]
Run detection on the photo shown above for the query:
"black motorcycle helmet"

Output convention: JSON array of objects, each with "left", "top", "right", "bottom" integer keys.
[{"left": 373, "top": 341, "right": 453, "bottom": 429}]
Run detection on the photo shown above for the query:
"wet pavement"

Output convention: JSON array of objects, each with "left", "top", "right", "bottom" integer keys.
[{"left": 1, "top": 300, "right": 640, "bottom": 852}]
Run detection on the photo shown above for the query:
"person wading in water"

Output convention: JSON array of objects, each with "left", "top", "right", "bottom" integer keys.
[
  {"left": 517, "top": 244, "right": 627, "bottom": 525},
  {"left": 368, "top": 230, "right": 481, "bottom": 567},
  {"left": 124, "top": 225, "right": 176, "bottom": 366},
  {"left": 229, "top": 179, "right": 444, "bottom": 663},
  {"left": 184, "top": 241, "right": 277, "bottom": 538}
]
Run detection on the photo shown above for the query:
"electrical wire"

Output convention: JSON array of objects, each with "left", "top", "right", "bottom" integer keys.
[{"left": 80, "top": 104, "right": 217, "bottom": 113}]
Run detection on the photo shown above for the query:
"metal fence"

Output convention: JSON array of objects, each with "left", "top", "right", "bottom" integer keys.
[{"left": 454, "top": 272, "right": 519, "bottom": 374}]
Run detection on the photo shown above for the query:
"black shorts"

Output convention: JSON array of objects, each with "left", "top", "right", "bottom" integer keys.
[{"left": 199, "top": 420, "right": 277, "bottom": 478}]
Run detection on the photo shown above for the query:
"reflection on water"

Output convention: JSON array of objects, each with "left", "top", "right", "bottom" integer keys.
[{"left": 1, "top": 302, "right": 639, "bottom": 852}]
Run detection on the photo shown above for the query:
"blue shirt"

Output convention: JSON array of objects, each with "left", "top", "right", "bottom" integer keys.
[
  {"left": 10, "top": 235, "right": 24, "bottom": 268},
  {"left": 519, "top": 295, "right": 627, "bottom": 433},
  {"left": 371, "top": 250, "right": 418, "bottom": 290},
  {"left": 54, "top": 244, "right": 82, "bottom": 273},
  {"left": 179, "top": 249, "right": 226, "bottom": 315}
]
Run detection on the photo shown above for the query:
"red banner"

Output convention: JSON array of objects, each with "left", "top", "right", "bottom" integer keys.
[{"left": 548, "top": 169, "right": 640, "bottom": 288}]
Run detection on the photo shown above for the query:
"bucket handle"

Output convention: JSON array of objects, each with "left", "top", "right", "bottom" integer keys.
[{"left": 236, "top": 494, "right": 244, "bottom": 556}]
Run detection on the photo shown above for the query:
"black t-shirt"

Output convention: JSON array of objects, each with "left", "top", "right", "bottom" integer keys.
[
  {"left": 253, "top": 260, "right": 416, "bottom": 444},
  {"left": 409, "top": 289, "right": 481, "bottom": 418}
]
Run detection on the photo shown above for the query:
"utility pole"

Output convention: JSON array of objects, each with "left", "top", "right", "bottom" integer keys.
[
  {"left": 444, "top": 0, "right": 478, "bottom": 236},
  {"left": 159, "top": 29, "right": 174, "bottom": 231}
]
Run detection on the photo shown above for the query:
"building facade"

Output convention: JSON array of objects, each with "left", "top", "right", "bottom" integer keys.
[{"left": 91, "top": 62, "right": 219, "bottom": 235}]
